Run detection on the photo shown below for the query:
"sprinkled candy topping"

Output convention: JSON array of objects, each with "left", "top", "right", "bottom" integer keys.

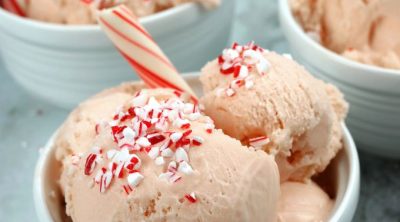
[
  {"left": 217, "top": 42, "right": 270, "bottom": 97},
  {"left": 81, "top": 90, "right": 213, "bottom": 196}
]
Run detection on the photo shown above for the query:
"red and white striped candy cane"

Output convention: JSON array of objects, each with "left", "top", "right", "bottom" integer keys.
[
  {"left": 2, "top": 0, "right": 28, "bottom": 17},
  {"left": 97, "top": 5, "right": 198, "bottom": 102},
  {"left": 81, "top": 0, "right": 125, "bottom": 10}
]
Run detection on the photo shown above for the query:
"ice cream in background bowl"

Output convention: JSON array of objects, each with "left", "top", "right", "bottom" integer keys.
[
  {"left": 0, "top": 0, "right": 235, "bottom": 108},
  {"left": 291, "top": 0, "right": 400, "bottom": 70},
  {"left": 279, "top": 0, "right": 400, "bottom": 158},
  {"left": 5, "top": 0, "right": 220, "bottom": 24}
]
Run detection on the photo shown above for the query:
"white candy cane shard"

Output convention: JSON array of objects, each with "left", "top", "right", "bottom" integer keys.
[
  {"left": 94, "top": 169, "right": 104, "bottom": 183},
  {"left": 175, "top": 148, "right": 189, "bottom": 163},
  {"left": 167, "top": 161, "right": 177, "bottom": 172},
  {"left": 178, "top": 161, "right": 194, "bottom": 175},
  {"left": 103, "top": 171, "right": 113, "bottom": 190},
  {"left": 148, "top": 146, "right": 160, "bottom": 159},
  {"left": 122, "top": 127, "right": 136, "bottom": 141},
  {"left": 169, "top": 174, "right": 182, "bottom": 183},
  {"left": 170, "top": 132, "right": 183, "bottom": 142},
  {"left": 155, "top": 156, "right": 165, "bottom": 166},
  {"left": 161, "top": 148, "right": 174, "bottom": 157},
  {"left": 131, "top": 93, "right": 149, "bottom": 107},
  {"left": 238, "top": 65, "right": 249, "bottom": 78},
  {"left": 146, "top": 96, "right": 158, "bottom": 106},
  {"left": 136, "top": 137, "right": 151, "bottom": 147},
  {"left": 226, "top": 88, "right": 236, "bottom": 97},
  {"left": 245, "top": 80, "right": 254, "bottom": 89},
  {"left": 107, "top": 150, "right": 117, "bottom": 160},
  {"left": 127, "top": 172, "right": 144, "bottom": 187},
  {"left": 187, "top": 112, "right": 201, "bottom": 121}
]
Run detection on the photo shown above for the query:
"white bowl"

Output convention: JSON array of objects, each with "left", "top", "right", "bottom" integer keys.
[
  {"left": 0, "top": 1, "right": 234, "bottom": 109},
  {"left": 279, "top": 0, "right": 400, "bottom": 158},
  {"left": 33, "top": 74, "right": 360, "bottom": 222}
]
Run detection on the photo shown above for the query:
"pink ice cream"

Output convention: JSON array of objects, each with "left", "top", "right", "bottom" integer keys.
[
  {"left": 17, "top": 0, "right": 220, "bottom": 24},
  {"left": 278, "top": 181, "right": 333, "bottom": 222},
  {"left": 291, "top": 0, "right": 400, "bottom": 69},
  {"left": 200, "top": 42, "right": 348, "bottom": 182},
  {"left": 56, "top": 83, "right": 280, "bottom": 222}
]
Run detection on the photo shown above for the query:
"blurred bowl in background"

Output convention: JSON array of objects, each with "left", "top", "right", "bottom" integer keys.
[
  {"left": 0, "top": 0, "right": 234, "bottom": 109},
  {"left": 279, "top": 0, "right": 400, "bottom": 158}
]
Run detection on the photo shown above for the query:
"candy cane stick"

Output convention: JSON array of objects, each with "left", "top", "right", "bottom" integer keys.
[
  {"left": 97, "top": 5, "right": 197, "bottom": 102},
  {"left": 2, "top": 0, "right": 28, "bottom": 17},
  {"left": 81, "top": 0, "right": 125, "bottom": 10}
]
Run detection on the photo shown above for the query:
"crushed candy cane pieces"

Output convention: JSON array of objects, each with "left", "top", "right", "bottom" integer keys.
[
  {"left": 217, "top": 42, "right": 270, "bottom": 97},
  {"left": 80, "top": 91, "right": 212, "bottom": 197}
]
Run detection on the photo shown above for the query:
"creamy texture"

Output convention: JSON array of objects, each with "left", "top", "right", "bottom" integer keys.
[
  {"left": 56, "top": 84, "right": 280, "bottom": 222},
  {"left": 24, "top": 0, "right": 220, "bottom": 24},
  {"left": 200, "top": 50, "right": 348, "bottom": 182},
  {"left": 278, "top": 181, "right": 333, "bottom": 222},
  {"left": 291, "top": 0, "right": 400, "bottom": 69}
]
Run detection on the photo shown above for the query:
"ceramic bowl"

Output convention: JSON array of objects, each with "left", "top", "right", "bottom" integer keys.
[
  {"left": 33, "top": 74, "right": 360, "bottom": 222},
  {"left": 0, "top": 1, "right": 234, "bottom": 109},
  {"left": 279, "top": 0, "right": 400, "bottom": 158}
]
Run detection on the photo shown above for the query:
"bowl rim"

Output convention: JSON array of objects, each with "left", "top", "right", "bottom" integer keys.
[
  {"left": 279, "top": 0, "right": 400, "bottom": 77},
  {"left": 33, "top": 73, "right": 360, "bottom": 222},
  {"left": 330, "top": 124, "right": 360, "bottom": 222},
  {"left": 0, "top": 2, "right": 199, "bottom": 32},
  {"left": 34, "top": 132, "right": 57, "bottom": 222}
]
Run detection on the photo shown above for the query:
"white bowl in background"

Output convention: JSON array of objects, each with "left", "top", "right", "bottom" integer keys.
[
  {"left": 279, "top": 0, "right": 400, "bottom": 158},
  {"left": 0, "top": 1, "right": 234, "bottom": 109},
  {"left": 33, "top": 74, "right": 360, "bottom": 222}
]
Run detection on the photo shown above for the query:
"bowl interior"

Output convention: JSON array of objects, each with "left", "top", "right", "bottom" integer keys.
[{"left": 34, "top": 74, "right": 360, "bottom": 222}]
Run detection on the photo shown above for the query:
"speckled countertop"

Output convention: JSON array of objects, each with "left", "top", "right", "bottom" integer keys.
[{"left": 0, "top": 0, "right": 399, "bottom": 221}]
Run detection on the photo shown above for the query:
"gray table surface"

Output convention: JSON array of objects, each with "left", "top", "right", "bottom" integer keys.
[{"left": 0, "top": 1, "right": 399, "bottom": 221}]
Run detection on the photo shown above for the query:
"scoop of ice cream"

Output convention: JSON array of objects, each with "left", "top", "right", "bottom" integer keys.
[
  {"left": 291, "top": 0, "right": 400, "bottom": 69},
  {"left": 57, "top": 84, "right": 280, "bottom": 222},
  {"left": 23, "top": 0, "right": 220, "bottom": 24},
  {"left": 278, "top": 181, "right": 333, "bottom": 222},
  {"left": 200, "top": 42, "right": 348, "bottom": 182}
]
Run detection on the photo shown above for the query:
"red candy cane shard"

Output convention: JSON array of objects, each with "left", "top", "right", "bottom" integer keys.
[
  {"left": 249, "top": 136, "right": 270, "bottom": 148},
  {"left": 185, "top": 192, "right": 197, "bottom": 203},
  {"left": 84, "top": 153, "right": 97, "bottom": 175},
  {"left": 97, "top": 5, "right": 197, "bottom": 102}
]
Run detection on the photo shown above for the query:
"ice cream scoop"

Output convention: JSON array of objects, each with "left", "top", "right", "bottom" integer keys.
[
  {"left": 278, "top": 181, "right": 333, "bottom": 222},
  {"left": 56, "top": 84, "right": 280, "bottom": 222},
  {"left": 291, "top": 0, "right": 400, "bottom": 69},
  {"left": 200, "top": 42, "right": 348, "bottom": 182},
  {"left": 16, "top": 0, "right": 220, "bottom": 24}
]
